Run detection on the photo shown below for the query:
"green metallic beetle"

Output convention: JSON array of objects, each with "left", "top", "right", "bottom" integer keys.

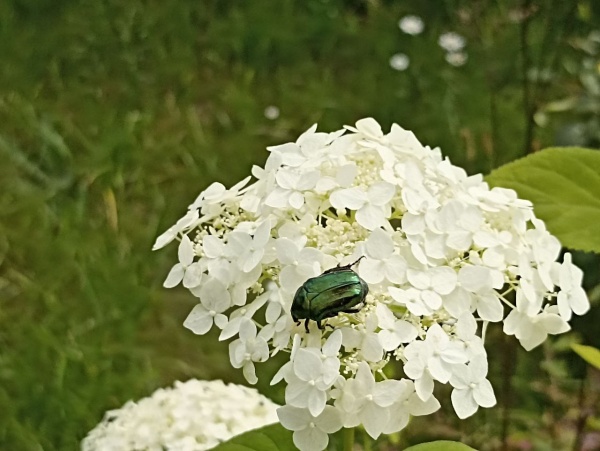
[{"left": 291, "top": 257, "right": 368, "bottom": 332}]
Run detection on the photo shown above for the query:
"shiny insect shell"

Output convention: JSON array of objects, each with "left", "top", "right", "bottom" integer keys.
[{"left": 291, "top": 259, "right": 368, "bottom": 332}]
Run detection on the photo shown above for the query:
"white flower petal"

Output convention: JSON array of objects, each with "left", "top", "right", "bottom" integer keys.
[
  {"left": 315, "top": 406, "right": 342, "bottom": 433},
  {"left": 361, "top": 402, "right": 388, "bottom": 439},
  {"left": 355, "top": 117, "right": 383, "bottom": 138},
  {"left": 476, "top": 293, "right": 504, "bottom": 322},
  {"left": 430, "top": 267, "right": 457, "bottom": 295},
  {"left": 356, "top": 204, "right": 386, "bottom": 231},
  {"left": 202, "top": 235, "right": 224, "bottom": 258},
  {"left": 361, "top": 334, "right": 384, "bottom": 362},
  {"left": 323, "top": 329, "right": 343, "bottom": 356},
  {"left": 379, "top": 330, "right": 401, "bottom": 352},
  {"left": 177, "top": 235, "right": 195, "bottom": 266},
  {"left": 163, "top": 264, "right": 185, "bottom": 288},
  {"left": 307, "top": 390, "right": 327, "bottom": 417},
  {"left": 451, "top": 388, "right": 478, "bottom": 419},
  {"left": 366, "top": 228, "right": 394, "bottom": 259},
  {"left": 182, "top": 263, "right": 204, "bottom": 288},
  {"left": 243, "top": 362, "right": 258, "bottom": 384},
  {"left": 473, "top": 379, "right": 496, "bottom": 408},
  {"left": 294, "top": 349, "right": 322, "bottom": 381},
  {"left": 539, "top": 313, "right": 570, "bottom": 335},
  {"left": 384, "top": 256, "right": 407, "bottom": 284},
  {"left": 409, "top": 393, "right": 441, "bottom": 416},
  {"left": 293, "top": 426, "right": 329, "bottom": 451},
  {"left": 367, "top": 182, "right": 395, "bottom": 206},
  {"left": 183, "top": 304, "right": 213, "bottom": 335},
  {"left": 277, "top": 406, "right": 310, "bottom": 431},
  {"left": 414, "top": 373, "right": 434, "bottom": 401},
  {"left": 289, "top": 191, "right": 305, "bottom": 210},
  {"left": 330, "top": 187, "right": 366, "bottom": 210},
  {"left": 359, "top": 258, "right": 385, "bottom": 284}
]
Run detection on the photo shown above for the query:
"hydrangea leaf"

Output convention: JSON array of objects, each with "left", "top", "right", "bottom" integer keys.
[
  {"left": 572, "top": 344, "right": 600, "bottom": 370},
  {"left": 486, "top": 147, "right": 600, "bottom": 253},
  {"left": 210, "top": 423, "right": 295, "bottom": 451},
  {"left": 404, "top": 441, "right": 478, "bottom": 451}
]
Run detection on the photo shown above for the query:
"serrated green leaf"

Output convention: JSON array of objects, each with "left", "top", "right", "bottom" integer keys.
[
  {"left": 209, "top": 423, "right": 295, "bottom": 451},
  {"left": 572, "top": 344, "right": 600, "bottom": 370},
  {"left": 486, "top": 147, "right": 600, "bottom": 253},
  {"left": 404, "top": 440, "right": 478, "bottom": 451}
]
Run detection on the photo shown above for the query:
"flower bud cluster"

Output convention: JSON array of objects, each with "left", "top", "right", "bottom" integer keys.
[
  {"left": 82, "top": 379, "right": 279, "bottom": 451},
  {"left": 154, "top": 118, "right": 589, "bottom": 451}
]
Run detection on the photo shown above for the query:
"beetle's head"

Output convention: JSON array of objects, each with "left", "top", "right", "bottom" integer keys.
[{"left": 291, "top": 286, "right": 311, "bottom": 320}]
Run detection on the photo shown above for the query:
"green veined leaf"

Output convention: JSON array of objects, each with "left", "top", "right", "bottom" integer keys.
[
  {"left": 209, "top": 423, "right": 295, "bottom": 451},
  {"left": 486, "top": 147, "right": 600, "bottom": 253},
  {"left": 572, "top": 344, "right": 600, "bottom": 370},
  {"left": 404, "top": 440, "right": 478, "bottom": 451}
]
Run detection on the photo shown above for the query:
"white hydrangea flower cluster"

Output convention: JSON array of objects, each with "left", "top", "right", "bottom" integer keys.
[
  {"left": 154, "top": 118, "right": 590, "bottom": 451},
  {"left": 81, "top": 379, "right": 279, "bottom": 451}
]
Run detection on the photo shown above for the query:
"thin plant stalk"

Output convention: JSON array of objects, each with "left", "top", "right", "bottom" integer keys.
[{"left": 343, "top": 427, "right": 355, "bottom": 451}]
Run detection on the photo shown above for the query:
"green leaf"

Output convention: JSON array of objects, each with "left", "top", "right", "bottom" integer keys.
[
  {"left": 209, "top": 423, "right": 295, "bottom": 451},
  {"left": 404, "top": 441, "right": 478, "bottom": 451},
  {"left": 486, "top": 147, "right": 600, "bottom": 253},
  {"left": 572, "top": 344, "right": 600, "bottom": 370}
]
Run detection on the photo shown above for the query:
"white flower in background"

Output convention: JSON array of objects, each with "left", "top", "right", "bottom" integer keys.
[
  {"left": 398, "top": 15, "right": 424, "bottom": 35},
  {"left": 154, "top": 118, "right": 589, "bottom": 449},
  {"left": 438, "top": 32, "right": 466, "bottom": 52},
  {"left": 389, "top": 53, "right": 410, "bottom": 71},
  {"left": 81, "top": 379, "right": 279, "bottom": 451},
  {"left": 446, "top": 51, "right": 468, "bottom": 67},
  {"left": 264, "top": 105, "right": 280, "bottom": 120}
]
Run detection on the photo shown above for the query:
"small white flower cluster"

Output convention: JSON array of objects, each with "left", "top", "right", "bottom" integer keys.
[
  {"left": 154, "top": 119, "right": 589, "bottom": 451},
  {"left": 389, "top": 53, "right": 410, "bottom": 71},
  {"left": 438, "top": 32, "right": 468, "bottom": 67},
  {"left": 393, "top": 17, "right": 468, "bottom": 69},
  {"left": 81, "top": 379, "right": 279, "bottom": 451},
  {"left": 398, "top": 15, "right": 424, "bottom": 36}
]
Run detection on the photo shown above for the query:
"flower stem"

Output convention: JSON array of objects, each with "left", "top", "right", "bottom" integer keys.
[{"left": 343, "top": 427, "right": 354, "bottom": 451}]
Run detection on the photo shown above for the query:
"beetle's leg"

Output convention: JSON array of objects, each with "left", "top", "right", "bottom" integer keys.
[
  {"left": 295, "top": 320, "right": 301, "bottom": 327},
  {"left": 317, "top": 320, "right": 325, "bottom": 330},
  {"left": 323, "top": 255, "right": 366, "bottom": 274},
  {"left": 304, "top": 319, "right": 310, "bottom": 333},
  {"left": 325, "top": 323, "right": 335, "bottom": 330},
  {"left": 348, "top": 255, "right": 365, "bottom": 268}
]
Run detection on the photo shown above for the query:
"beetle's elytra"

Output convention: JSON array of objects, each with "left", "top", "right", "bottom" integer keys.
[{"left": 291, "top": 257, "right": 368, "bottom": 332}]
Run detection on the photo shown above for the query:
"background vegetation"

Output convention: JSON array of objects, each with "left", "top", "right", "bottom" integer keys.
[{"left": 0, "top": 0, "right": 599, "bottom": 450}]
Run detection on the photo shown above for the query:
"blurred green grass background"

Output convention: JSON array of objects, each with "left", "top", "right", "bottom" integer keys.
[{"left": 1, "top": 1, "right": 599, "bottom": 450}]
